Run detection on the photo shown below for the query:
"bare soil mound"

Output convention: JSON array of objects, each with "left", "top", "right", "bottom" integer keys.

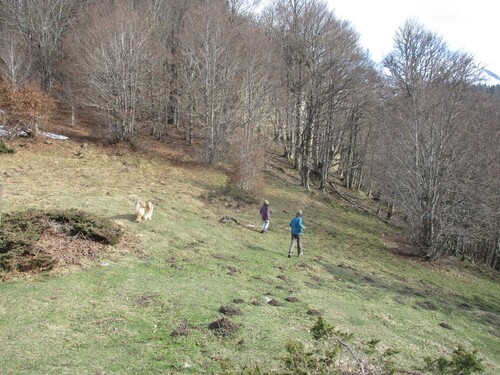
[{"left": 208, "top": 317, "right": 239, "bottom": 337}]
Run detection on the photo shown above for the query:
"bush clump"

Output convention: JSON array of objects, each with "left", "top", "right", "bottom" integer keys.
[
  {"left": 0, "top": 209, "right": 123, "bottom": 272},
  {"left": 0, "top": 76, "right": 55, "bottom": 138},
  {"left": 0, "top": 140, "right": 14, "bottom": 154},
  {"left": 44, "top": 209, "right": 122, "bottom": 245},
  {"left": 424, "top": 344, "right": 485, "bottom": 374}
]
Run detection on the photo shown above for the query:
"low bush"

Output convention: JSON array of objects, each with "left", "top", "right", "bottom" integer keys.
[
  {"left": 0, "top": 209, "right": 123, "bottom": 272},
  {"left": 0, "top": 76, "right": 55, "bottom": 138},
  {"left": 223, "top": 317, "right": 485, "bottom": 374},
  {"left": 0, "top": 139, "right": 14, "bottom": 153},
  {"left": 423, "top": 344, "right": 485, "bottom": 374}
]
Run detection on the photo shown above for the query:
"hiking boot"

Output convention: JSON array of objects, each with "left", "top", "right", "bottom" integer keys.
[{"left": 287, "top": 254, "right": 291, "bottom": 258}]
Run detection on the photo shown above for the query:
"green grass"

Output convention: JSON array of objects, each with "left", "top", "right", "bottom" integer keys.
[{"left": 0, "top": 139, "right": 498, "bottom": 374}]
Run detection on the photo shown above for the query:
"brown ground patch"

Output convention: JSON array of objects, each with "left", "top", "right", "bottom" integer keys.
[
  {"left": 171, "top": 320, "right": 190, "bottom": 337},
  {"left": 35, "top": 232, "right": 109, "bottom": 265},
  {"left": 219, "top": 305, "right": 242, "bottom": 316},
  {"left": 208, "top": 317, "right": 239, "bottom": 337}
]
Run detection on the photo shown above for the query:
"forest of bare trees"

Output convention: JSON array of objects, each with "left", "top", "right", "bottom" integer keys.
[{"left": 0, "top": 0, "right": 498, "bottom": 268}]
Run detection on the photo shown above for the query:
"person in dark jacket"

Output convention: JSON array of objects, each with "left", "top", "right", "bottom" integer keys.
[
  {"left": 288, "top": 210, "right": 305, "bottom": 257},
  {"left": 259, "top": 200, "right": 270, "bottom": 233}
]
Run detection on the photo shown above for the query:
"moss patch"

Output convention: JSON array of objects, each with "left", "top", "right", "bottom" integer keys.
[{"left": 0, "top": 139, "right": 14, "bottom": 154}]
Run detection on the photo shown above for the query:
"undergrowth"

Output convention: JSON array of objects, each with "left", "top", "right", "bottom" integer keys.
[
  {"left": 0, "top": 139, "right": 14, "bottom": 154},
  {"left": 207, "top": 183, "right": 260, "bottom": 205},
  {"left": 0, "top": 209, "right": 123, "bottom": 272},
  {"left": 223, "top": 317, "right": 485, "bottom": 374}
]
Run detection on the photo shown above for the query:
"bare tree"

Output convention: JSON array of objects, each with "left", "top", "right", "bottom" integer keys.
[
  {"left": 73, "top": 0, "right": 156, "bottom": 142},
  {"left": 0, "top": 0, "right": 80, "bottom": 91},
  {"left": 438, "top": 88, "right": 500, "bottom": 267},
  {"left": 382, "top": 19, "right": 482, "bottom": 257},
  {"left": 179, "top": 1, "right": 242, "bottom": 163},
  {"left": 264, "top": 0, "right": 374, "bottom": 190},
  {"left": 0, "top": 30, "right": 31, "bottom": 88},
  {"left": 146, "top": 0, "right": 198, "bottom": 140}
]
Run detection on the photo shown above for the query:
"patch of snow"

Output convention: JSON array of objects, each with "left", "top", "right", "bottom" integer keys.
[
  {"left": 481, "top": 69, "right": 500, "bottom": 86},
  {"left": 41, "top": 131, "right": 68, "bottom": 140},
  {"left": 0, "top": 125, "right": 68, "bottom": 140}
]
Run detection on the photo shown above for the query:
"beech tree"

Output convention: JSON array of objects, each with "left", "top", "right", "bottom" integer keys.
[
  {"left": 0, "top": 31, "right": 31, "bottom": 88},
  {"left": 263, "top": 0, "right": 374, "bottom": 190},
  {"left": 439, "top": 88, "right": 500, "bottom": 267},
  {"left": 146, "top": 0, "right": 197, "bottom": 140},
  {"left": 73, "top": 0, "right": 156, "bottom": 142},
  {"left": 382, "top": 20, "right": 483, "bottom": 257},
  {"left": 179, "top": 1, "right": 242, "bottom": 163},
  {"left": 0, "top": 0, "right": 80, "bottom": 91}
]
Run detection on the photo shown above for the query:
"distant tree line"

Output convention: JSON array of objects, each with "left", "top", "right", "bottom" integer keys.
[{"left": 0, "top": 0, "right": 498, "bottom": 268}]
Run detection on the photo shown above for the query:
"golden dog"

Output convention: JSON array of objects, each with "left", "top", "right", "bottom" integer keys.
[{"left": 135, "top": 199, "right": 154, "bottom": 223}]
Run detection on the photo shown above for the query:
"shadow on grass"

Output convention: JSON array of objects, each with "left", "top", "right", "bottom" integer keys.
[
  {"left": 314, "top": 258, "right": 500, "bottom": 330},
  {"left": 247, "top": 245, "right": 288, "bottom": 258},
  {"left": 111, "top": 213, "right": 137, "bottom": 222}
]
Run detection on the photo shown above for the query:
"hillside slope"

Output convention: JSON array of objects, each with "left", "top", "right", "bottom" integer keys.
[{"left": 0, "top": 132, "right": 498, "bottom": 374}]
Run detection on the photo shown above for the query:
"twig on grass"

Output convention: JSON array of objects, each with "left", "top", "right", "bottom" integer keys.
[{"left": 335, "top": 335, "right": 366, "bottom": 375}]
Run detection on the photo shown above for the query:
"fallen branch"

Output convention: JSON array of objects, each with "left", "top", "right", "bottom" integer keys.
[
  {"left": 328, "top": 181, "right": 371, "bottom": 215},
  {"left": 219, "top": 215, "right": 240, "bottom": 224},
  {"left": 335, "top": 336, "right": 366, "bottom": 375},
  {"left": 219, "top": 216, "right": 260, "bottom": 231}
]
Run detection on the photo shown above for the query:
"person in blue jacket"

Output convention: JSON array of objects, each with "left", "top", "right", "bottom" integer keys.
[{"left": 288, "top": 210, "right": 305, "bottom": 257}]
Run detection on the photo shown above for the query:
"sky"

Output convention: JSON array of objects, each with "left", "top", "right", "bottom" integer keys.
[{"left": 326, "top": 0, "right": 499, "bottom": 74}]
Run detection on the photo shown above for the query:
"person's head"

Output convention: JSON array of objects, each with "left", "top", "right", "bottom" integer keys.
[
  {"left": 263, "top": 200, "right": 269, "bottom": 206},
  {"left": 296, "top": 210, "right": 303, "bottom": 217}
]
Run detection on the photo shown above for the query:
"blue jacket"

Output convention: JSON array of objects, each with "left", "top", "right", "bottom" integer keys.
[{"left": 290, "top": 217, "right": 305, "bottom": 235}]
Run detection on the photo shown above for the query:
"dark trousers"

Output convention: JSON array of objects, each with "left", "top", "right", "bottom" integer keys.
[{"left": 288, "top": 234, "right": 302, "bottom": 256}]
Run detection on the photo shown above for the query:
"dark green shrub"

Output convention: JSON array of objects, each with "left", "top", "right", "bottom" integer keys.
[
  {"left": 424, "top": 344, "right": 485, "bottom": 374},
  {"left": 0, "top": 140, "right": 14, "bottom": 154},
  {"left": 311, "top": 317, "right": 353, "bottom": 342},
  {"left": 211, "top": 319, "right": 487, "bottom": 375},
  {"left": 45, "top": 209, "right": 122, "bottom": 245},
  {"left": 0, "top": 209, "right": 123, "bottom": 273}
]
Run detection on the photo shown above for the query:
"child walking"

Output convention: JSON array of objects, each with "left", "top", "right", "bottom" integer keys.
[
  {"left": 288, "top": 210, "right": 305, "bottom": 257},
  {"left": 259, "top": 200, "right": 270, "bottom": 233}
]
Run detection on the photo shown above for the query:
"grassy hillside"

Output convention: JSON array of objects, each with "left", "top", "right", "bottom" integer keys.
[{"left": 0, "top": 133, "right": 498, "bottom": 374}]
